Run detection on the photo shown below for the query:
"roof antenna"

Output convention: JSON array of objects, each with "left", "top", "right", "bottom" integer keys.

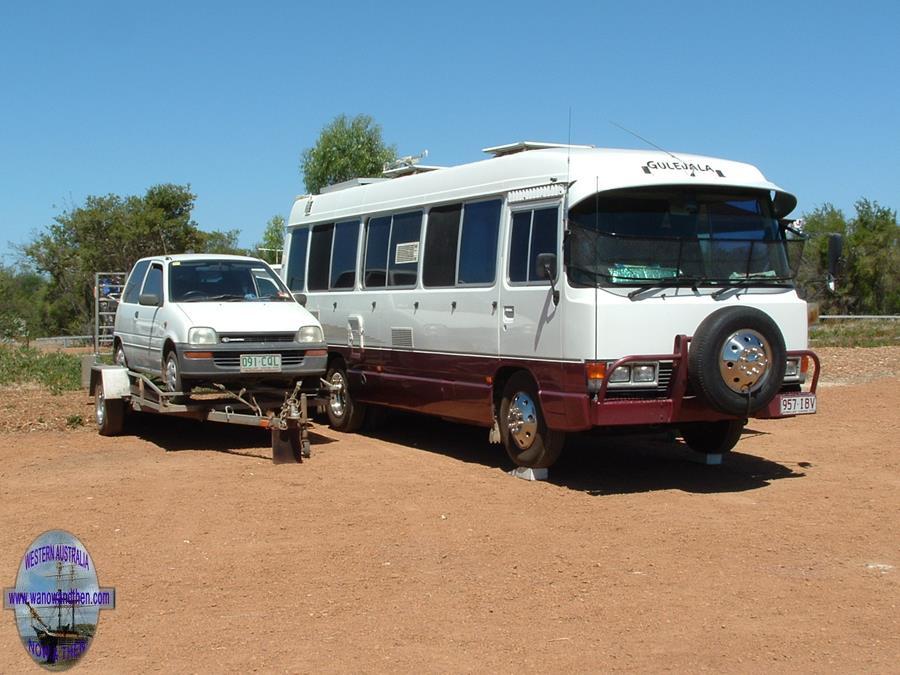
[{"left": 609, "top": 121, "right": 694, "bottom": 176}]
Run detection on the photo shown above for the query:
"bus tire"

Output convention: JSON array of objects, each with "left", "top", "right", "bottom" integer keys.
[
  {"left": 96, "top": 381, "right": 125, "bottom": 436},
  {"left": 326, "top": 360, "right": 366, "bottom": 432},
  {"left": 500, "top": 372, "right": 564, "bottom": 468},
  {"left": 688, "top": 306, "right": 786, "bottom": 416},
  {"left": 680, "top": 419, "right": 745, "bottom": 454}
]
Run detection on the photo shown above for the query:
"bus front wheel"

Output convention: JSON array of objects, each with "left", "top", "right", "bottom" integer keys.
[
  {"left": 325, "top": 360, "right": 366, "bottom": 432},
  {"left": 499, "top": 372, "right": 564, "bottom": 469}
]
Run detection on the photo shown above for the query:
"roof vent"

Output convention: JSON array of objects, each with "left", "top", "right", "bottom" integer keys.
[
  {"left": 318, "top": 177, "right": 389, "bottom": 194},
  {"left": 482, "top": 141, "right": 594, "bottom": 157}
]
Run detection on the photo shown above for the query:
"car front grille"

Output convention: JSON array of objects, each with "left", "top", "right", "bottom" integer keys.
[
  {"left": 212, "top": 350, "right": 307, "bottom": 368},
  {"left": 218, "top": 332, "right": 296, "bottom": 344}
]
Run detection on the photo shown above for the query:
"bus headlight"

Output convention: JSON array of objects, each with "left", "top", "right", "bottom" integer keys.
[
  {"left": 609, "top": 366, "right": 631, "bottom": 383},
  {"left": 633, "top": 364, "right": 657, "bottom": 383}
]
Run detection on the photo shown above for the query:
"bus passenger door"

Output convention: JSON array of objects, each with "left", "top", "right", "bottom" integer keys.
[{"left": 498, "top": 203, "right": 563, "bottom": 394}]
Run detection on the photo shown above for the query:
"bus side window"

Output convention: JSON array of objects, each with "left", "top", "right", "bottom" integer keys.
[
  {"left": 285, "top": 229, "right": 309, "bottom": 292},
  {"left": 423, "top": 204, "right": 462, "bottom": 288},
  {"left": 388, "top": 211, "right": 422, "bottom": 287},
  {"left": 458, "top": 199, "right": 501, "bottom": 285},
  {"left": 364, "top": 216, "right": 391, "bottom": 288},
  {"left": 508, "top": 206, "right": 558, "bottom": 283},
  {"left": 308, "top": 224, "right": 334, "bottom": 291},
  {"left": 330, "top": 220, "right": 360, "bottom": 289}
]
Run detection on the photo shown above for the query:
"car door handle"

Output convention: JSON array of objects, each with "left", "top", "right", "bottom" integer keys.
[
  {"left": 134, "top": 311, "right": 139, "bottom": 319},
  {"left": 503, "top": 305, "right": 515, "bottom": 319}
]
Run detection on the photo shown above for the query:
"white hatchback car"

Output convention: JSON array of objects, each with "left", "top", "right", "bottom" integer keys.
[{"left": 113, "top": 254, "right": 326, "bottom": 392}]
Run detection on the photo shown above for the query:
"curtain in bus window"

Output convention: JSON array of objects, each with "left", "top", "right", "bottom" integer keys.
[
  {"left": 364, "top": 216, "right": 391, "bottom": 287},
  {"left": 508, "top": 211, "right": 532, "bottom": 283},
  {"left": 388, "top": 211, "right": 422, "bottom": 287},
  {"left": 423, "top": 204, "right": 461, "bottom": 287},
  {"left": 529, "top": 207, "right": 558, "bottom": 281},
  {"left": 458, "top": 199, "right": 501, "bottom": 285},
  {"left": 330, "top": 220, "right": 360, "bottom": 289},
  {"left": 286, "top": 229, "right": 309, "bottom": 291},
  {"left": 308, "top": 224, "right": 334, "bottom": 291}
]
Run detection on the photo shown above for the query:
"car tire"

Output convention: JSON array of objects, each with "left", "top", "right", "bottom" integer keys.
[
  {"left": 499, "top": 372, "right": 565, "bottom": 469},
  {"left": 325, "top": 360, "right": 366, "bottom": 432},
  {"left": 688, "top": 306, "right": 786, "bottom": 416},
  {"left": 96, "top": 380, "right": 125, "bottom": 436},
  {"left": 680, "top": 419, "right": 745, "bottom": 454},
  {"left": 164, "top": 350, "right": 185, "bottom": 394}
]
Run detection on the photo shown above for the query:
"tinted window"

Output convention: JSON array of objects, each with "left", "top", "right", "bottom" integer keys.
[
  {"left": 142, "top": 264, "right": 163, "bottom": 300},
  {"left": 285, "top": 229, "right": 309, "bottom": 291},
  {"left": 529, "top": 207, "right": 558, "bottom": 281},
  {"left": 122, "top": 260, "right": 151, "bottom": 304},
  {"left": 330, "top": 220, "right": 360, "bottom": 289},
  {"left": 458, "top": 199, "right": 501, "bottom": 284},
  {"left": 364, "top": 216, "right": 391, "bottom": 287},
  {"left": 423, "top": 204, "right": 461, "bottom": 288},
  {"left": 307, "top": 224, "right": 334, "bottom": 291},
  {"left": 508, "top": 212, "right": 532, "bottom": 282},
  {"left": 388, "top": 211, "right": 422, "bottom": 287}
]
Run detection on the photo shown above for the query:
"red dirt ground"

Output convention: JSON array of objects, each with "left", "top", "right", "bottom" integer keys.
[{"left": 1, "top": 348, "right": 897, "bottom": 672}]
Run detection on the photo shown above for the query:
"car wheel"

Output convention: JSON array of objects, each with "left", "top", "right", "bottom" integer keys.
[
  {"left": 325, "top": 360, "right": 366, "bottom": 432},
  {"left": 96, "top": 380, "right": 125, "bottom": 436},
  {"left": 114, "top": 342, "right": 128, "bottom": 369},
  {"left": 680, "top": 419, "right": 745, "bottom": 454},
  {"left": 688, "top": 307, "right": 786, "bottom": 416},
  {"left": 499, "top": 372, "right": 565, "bottom": 469},
  {"left": 164, "top": 350, "right": 184, "bottom": 393}
]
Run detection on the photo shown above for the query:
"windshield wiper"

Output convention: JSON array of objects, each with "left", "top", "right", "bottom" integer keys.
[
  {"left": 202, "top": 293, "right": 246, "bottom": 302},
  {"left": 627, "top": 275, "right": 703, "bottom": 300},
  {"left": 711, "top": 276, "right": 792, "bottom": 299}
]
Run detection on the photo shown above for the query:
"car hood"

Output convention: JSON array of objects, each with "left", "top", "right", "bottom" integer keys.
[{"left": 174, "top": 301, "right": 320, "bottom": 332}]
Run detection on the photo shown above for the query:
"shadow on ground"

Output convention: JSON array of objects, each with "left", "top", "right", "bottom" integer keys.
[
  {"left": 121, "top": 413, "right": 336, "bottom": 460},
  {"left": 363, "top": 411, "right": 805, "bottom": 496}
]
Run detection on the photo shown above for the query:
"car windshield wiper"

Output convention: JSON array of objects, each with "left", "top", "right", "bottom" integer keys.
[
  {"left": 202, "top": 293, "right": 246, "bottom": 302},
  {"left": 710, "top": 275, "right": 792, "bottom": 299},
  {"left": 627, "top": 275, "right": 703, "bottom": 300}
]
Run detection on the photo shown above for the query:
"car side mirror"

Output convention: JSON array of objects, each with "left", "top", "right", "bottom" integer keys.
[
  {"left": 826, "top": 233, "right": 843, "bottom": 293},
  {"left": 139, "top": 292, "right": 161, "bottom": 306},
  {"left": 293, "top": 292, "right": 308, "bottom": 306},
  {"left": 535, "top": 252, "right": 557, "bottom": 280}
]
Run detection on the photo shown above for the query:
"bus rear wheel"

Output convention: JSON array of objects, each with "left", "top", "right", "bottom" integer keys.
[
  {"left": 500, "top": 372, "right": 564, "bottom": 469},
  {"left": 325, "top": 360, "right": 366, "bottom": 432}
]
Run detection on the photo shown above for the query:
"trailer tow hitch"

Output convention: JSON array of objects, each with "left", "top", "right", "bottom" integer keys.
[{"left": 271, "top": 382, "right": 311, "bottom": 464}]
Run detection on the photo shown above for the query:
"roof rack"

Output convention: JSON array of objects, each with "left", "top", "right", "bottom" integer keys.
[
  {"left": 318, "top": 177, "right": 389, "bottom": 194},
  {"left": 482, "top": 141, "right": 595, "bottom": 157},
  {"left": 382, "top": 164, "right": 445, "bottom": 179}
]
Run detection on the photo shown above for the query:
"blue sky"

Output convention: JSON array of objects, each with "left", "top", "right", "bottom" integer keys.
[{"left": 1, "top": 1, "right": 898, "bottom": 262}]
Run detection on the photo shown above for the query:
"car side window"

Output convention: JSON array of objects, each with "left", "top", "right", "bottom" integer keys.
[
  {"left": 122, "top": 260, "right": 151, "bottom": 304},
  {"left": 141, "top": 264, "right": 163, "bottom": 302}
]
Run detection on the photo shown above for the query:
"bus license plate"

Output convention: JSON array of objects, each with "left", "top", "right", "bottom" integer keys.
[
  {"left": 240, "top": 354, "right": 282, "bottom": 373},
  {"left": 779, "top": 393, "right": 816, "bottom": 415}
]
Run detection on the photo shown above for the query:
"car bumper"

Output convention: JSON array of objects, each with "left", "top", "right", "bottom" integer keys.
[{"left": 174, "top": 341, "right": 327, "bottom": 382}]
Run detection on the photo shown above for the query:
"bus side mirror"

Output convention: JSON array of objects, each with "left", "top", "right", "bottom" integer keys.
[
  {"left": 826, "top": 234, "right": 843, "bottom": 294},
  {"left": 535, "top": 253, "right": 557, "bottom": 280}
]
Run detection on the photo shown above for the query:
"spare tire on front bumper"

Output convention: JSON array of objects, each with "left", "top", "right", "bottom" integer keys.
[{"left": 688, "top": 306, "right": 786, "bottom": 416}]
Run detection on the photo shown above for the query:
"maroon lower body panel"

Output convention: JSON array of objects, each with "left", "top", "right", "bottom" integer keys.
[{"left": 332, "top": 341, "right": 820, "bottom": 432}]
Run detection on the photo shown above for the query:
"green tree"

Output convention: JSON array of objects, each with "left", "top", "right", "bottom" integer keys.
[
  {"left": 255, "top": 215, "right": 285, "bottom": 264},
  {"left": 798, "top": 199, "right": 899, "bottom": 314},
  {"left": 201, "top": 229, "right": 246, "bottom": 255},
  {"left": 300, "top": 114, "right": 396, "bottom": 194},
  {"left": 22, "top": 184, "right": 203, "bottom": 334},
  {"left": 0, "top": 264, "right": 49, "bottom": 343}
]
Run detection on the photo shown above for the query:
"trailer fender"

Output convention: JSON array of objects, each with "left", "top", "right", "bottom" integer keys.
[{"left": 90, "top": 366, "right": 131, "bottom": 400}]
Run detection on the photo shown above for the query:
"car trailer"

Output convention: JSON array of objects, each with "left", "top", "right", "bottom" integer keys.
[{"left": 89, "top": 364, "right": 328, "bottom": 464}]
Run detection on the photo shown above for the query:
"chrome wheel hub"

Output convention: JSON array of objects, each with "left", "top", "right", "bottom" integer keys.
[
  {"left": 165, "top": 358, "right": 178, "bottom": 392},
  {"left": 507, "top": 392, "right": 537, "bottom": 450},
  {"left": 329, "top": 372, "right": 346, "bottom": 418},
  {"left": 720, "top": 329, "right": 772, "bottom": 393}
]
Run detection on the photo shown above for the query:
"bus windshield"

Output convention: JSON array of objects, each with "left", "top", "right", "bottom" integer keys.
[{"left": 567, "top": 187, "right": 803, "bottom": 288}]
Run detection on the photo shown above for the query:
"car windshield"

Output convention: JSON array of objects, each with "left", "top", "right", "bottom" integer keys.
[
  {"left": 567, "top": 187, "right": 804, "bottom": 287},
  {"left": 169, "top": 260, "right": 294, "bottom": 302}
]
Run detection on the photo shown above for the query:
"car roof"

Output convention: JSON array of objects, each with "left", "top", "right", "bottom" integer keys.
[{"left": 135, "top": 253, "right": 269, "bottom": 265}]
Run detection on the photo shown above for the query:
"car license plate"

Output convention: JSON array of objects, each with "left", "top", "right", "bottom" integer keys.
[
  {"left": 779, "top": 393, "right": 817, "bottom": 415},
  {"left": 240, "top": 354, "right": 281, "bottom": 373}
]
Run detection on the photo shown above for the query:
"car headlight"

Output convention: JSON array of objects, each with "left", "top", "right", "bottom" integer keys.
[
  {"left": 296, "top": 325, "right": 323, "bottom": 343},
  {"left": 188, "top": 327, "right": 218, "bottom": 345}
]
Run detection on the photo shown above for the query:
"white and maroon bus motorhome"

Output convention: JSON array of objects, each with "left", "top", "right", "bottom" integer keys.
[{"left": 282, "top": 141, "right": 820, "bottom": 468}]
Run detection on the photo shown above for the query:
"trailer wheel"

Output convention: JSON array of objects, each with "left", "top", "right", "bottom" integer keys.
[
  {"left": 500, "top": 372, "right": 564, "bottom": 468},
  {"left": 688, "top": 306, "right": 786, "bottom": 416},
  {"left": 95, "top": 381, "right": 125, "bottom": 436},
  {"left": 680, "top": 419, "right": 745, "bottom": 455},
  {"left": 325, "top": 360, "right": 366, "bottom": 432}
]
